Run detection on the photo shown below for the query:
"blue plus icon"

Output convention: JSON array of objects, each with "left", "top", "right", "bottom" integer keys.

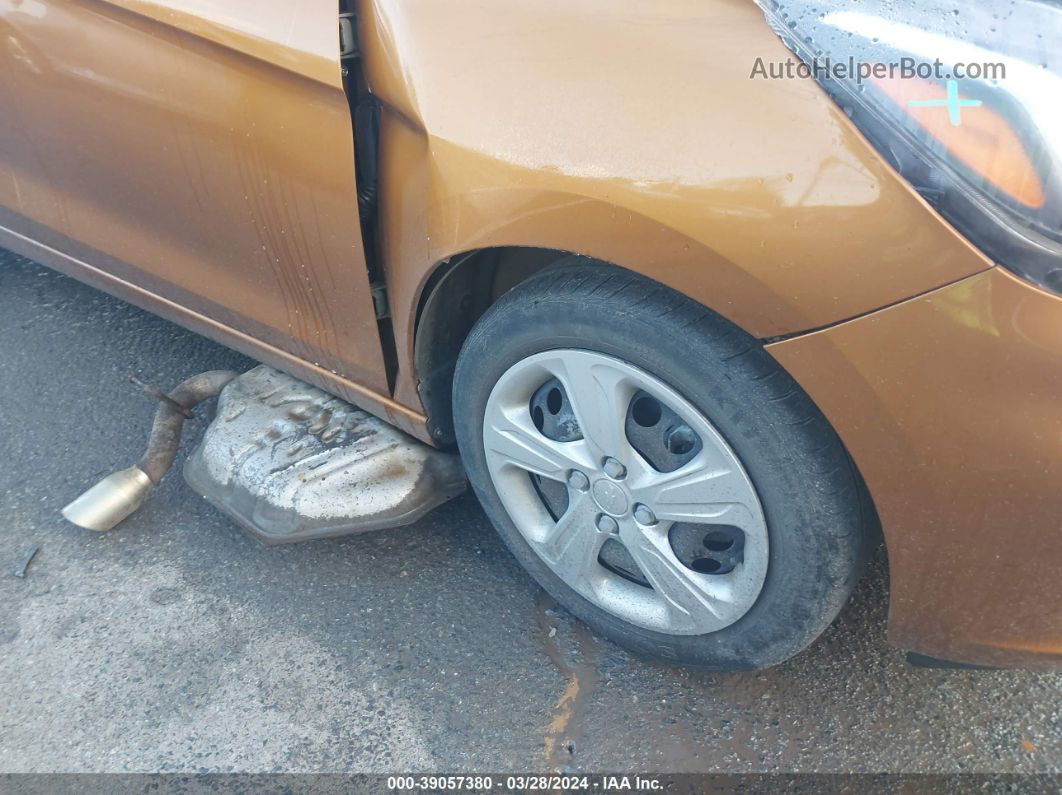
[{"left": 907, "top": 79, "right": 982, "bottom": 126}]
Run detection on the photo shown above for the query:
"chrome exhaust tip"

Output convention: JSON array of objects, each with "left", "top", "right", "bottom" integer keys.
[
  {"left": 61, "top": 466, "right": 154, "bottom": 531},
  {"left": 60, "top": 370, "right": 239, "bottom": 533}
]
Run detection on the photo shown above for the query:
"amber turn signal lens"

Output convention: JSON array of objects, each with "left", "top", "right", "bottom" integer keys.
[{"left": 873, "top": 75, "right": 1045, "bottom": 209}]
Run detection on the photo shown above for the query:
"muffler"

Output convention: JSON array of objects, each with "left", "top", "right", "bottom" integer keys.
[
  {"left": 181, "top": 366, "right": 467, "bottom": 543},
  {"left": 62, "top": 370, "right": 239, "bottom": 531},
  {"left": 63, "top": 366, "right": 466, "bottom": 541}
]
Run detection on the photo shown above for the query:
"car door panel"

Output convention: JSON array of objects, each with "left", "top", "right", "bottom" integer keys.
[{"left": 0, "top": 0, "right": 388, "bottom": 392}]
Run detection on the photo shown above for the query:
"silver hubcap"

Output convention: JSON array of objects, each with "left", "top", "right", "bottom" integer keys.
[{"left": 482, "top": 349, "right": 768, "bottom": 635}]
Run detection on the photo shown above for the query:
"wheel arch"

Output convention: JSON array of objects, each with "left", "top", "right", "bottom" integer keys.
[
  {"left": 414, "top": 245, "right": 776, "bottom": 447},
  {"left": 413, "top": 246, "right": 591, "bottom": 446}
]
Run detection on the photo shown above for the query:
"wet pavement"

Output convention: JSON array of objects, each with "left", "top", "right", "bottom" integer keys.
[{"left": 1, "top": 251, "right": 1060, "bottom": 774}]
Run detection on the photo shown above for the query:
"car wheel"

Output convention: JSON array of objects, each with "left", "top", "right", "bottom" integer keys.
[{"left": 453, "top": 262, "right": 876, "bottom": 670}]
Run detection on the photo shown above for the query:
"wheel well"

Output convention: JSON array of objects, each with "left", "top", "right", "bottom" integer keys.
[
  {"left": 414, "top": 247, "right": 588, "bottom": 445},
  {"left": 414, "top": 248, "right": 887, "bottom": 597}
]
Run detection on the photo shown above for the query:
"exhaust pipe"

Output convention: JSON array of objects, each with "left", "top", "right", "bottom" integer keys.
[
  {"left": 62, "top": 466, "right": 154, "bottom": 531},
  {"left": 62, "top": 370, "right": 239, "bottom": 531}
]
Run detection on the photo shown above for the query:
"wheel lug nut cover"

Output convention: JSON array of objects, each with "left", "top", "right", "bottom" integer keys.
[
  {"left": 633, "top": 504, "right": 656, "bottom": 525},
  {"left": 602, "top": 457, "right": 626, "bottom": 479},
  {"left": 567, "top": 470, "right": 589, "bottom": 490},
  {"left": 596, "top": 514, "right": 619, "bottom": 534}
]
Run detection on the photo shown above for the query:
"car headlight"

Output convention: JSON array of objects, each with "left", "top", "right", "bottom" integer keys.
[{"left": 755, "top": 0, "right": 1062, "bottom": 294}]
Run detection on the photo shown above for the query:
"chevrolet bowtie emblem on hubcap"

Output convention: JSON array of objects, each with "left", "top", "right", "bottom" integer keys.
[{"left": 592, "top": 478, "right": 629, "bottom": 517}]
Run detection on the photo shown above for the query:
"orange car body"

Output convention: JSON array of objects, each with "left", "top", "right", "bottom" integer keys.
[{"left": 1, "top": 0, "right": 1058, "bottom": 668}]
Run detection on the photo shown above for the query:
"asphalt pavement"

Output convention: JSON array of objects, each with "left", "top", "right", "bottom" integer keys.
[{"left": 1, "top": 250, "right": 1060, "bottom": 774}]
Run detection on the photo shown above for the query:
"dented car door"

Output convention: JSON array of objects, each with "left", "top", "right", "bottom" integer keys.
[{"left": 0, "top": 0, "right": 388, "bottom": 392}]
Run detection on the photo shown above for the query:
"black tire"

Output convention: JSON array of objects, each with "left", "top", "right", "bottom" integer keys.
[{"left": 453, "top": 261, "right": 876, "bottom": 670}]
